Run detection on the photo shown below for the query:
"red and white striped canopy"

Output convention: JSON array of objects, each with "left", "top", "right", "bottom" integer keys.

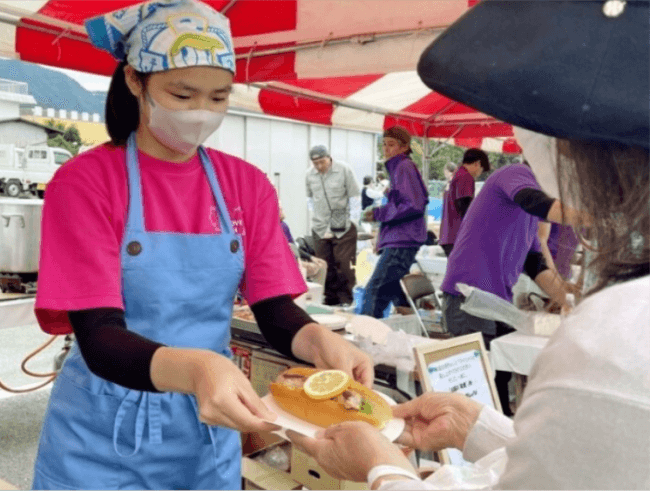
[{"left": 0, "top": 0, "right": 521, "bottom": 153}]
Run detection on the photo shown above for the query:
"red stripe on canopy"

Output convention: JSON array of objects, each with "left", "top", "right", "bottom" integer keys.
[
  {"left": 16, "top": 19, "right": 118, "bottom": 77},
  {"left": 216, "top": 0, "right": 297, "bottom": 37},
  {"left": 259, "top": 91, "right": 333, "bottom": 125},
  {"left": 234, "top": 44, "right": 297, "bottom": 82},
  {"left": 259, "top": 75, "right": 384, "bottom": 124},
  {"left": 454, "top": 137, "right": 483, "bottom": 148},
  {"left": 35, "top": 1, "right": 298, "bottom": 37},
  {"left": 282, "top": 75, "right": 384, "bottom": 97},
  {"left": 502, "top": 138, "right": 523, "bottom": 154}
]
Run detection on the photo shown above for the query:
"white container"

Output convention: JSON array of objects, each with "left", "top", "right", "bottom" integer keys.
[
  {"left": 416, "top": 256, "right": 448, "bottom": 275},
  {"left": 294, "top": 281, "right": 324, "bottom": 308},
  {"left": 0, "top": 197, "right": 43, "bottom": 272}
]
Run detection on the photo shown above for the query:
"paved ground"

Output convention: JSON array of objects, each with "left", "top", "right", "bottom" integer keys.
[{"left": 0, "top": 324, "right": 65, "bottom": 489}]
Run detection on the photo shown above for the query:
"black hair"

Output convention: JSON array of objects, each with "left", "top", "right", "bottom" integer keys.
[
  {"left": 105, "top": 61, "right": 151, "bottom": 146},
  {"left": 363, "top": 176, "right": 373, "bottom": 185},
  {"left": 462, "top": 148, "right": 490, "bottom": 172}
]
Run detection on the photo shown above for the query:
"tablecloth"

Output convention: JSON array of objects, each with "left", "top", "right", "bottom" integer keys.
[{"left": 489, "top": 331, "right": 549, "bottom": 376}]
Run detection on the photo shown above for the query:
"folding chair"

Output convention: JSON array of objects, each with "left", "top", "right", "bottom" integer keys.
[{"left": 399, "top": 273, "right": 447, "bottom": 338}]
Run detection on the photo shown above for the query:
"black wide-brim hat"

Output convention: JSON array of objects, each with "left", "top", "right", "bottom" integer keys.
[{"left": 418, "top": 0, "right": 649, "bottom": 150}]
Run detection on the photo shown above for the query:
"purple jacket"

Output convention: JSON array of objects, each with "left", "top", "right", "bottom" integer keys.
[{"left": 374, "top": 154, "right": 429, "bottom": 250}]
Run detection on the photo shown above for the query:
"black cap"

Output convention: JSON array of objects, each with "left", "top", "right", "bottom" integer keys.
[{"left": 417, "top": 0, "right": 649, "bottom": 149}]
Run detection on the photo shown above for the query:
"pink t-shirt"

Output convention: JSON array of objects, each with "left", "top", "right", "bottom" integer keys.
[{"left": 36, "top": 144, "right": 306, "bottom": 334}]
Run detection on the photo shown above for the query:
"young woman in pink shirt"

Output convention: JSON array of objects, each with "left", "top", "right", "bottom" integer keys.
[{"left": 31, "top": 1, "right": 372, "bottom": 489}]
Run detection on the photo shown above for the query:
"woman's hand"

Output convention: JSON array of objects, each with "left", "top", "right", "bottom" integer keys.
[
  {"left": 287, "top": 422, "right": 416, "bottom": 482},
  {"left": 392, "top": 392, "right": 483, "bottom": 451},
  {"left": 151, "top": 347, "right": 279, "bottom": 433},
  {"left": 291, "top": 323, "right": 374, "bottom": 387}
]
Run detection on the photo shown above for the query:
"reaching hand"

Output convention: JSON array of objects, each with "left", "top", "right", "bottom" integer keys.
[
  {"left": 192, "top": 353, "right": 280, "bottom": 433},
  {"left": 311, "top": 327, "right": 374, "bottom": 388},
  {"left": 292, "top": 324, "right": 375, "bottom": 388},
  {"left": 392, "top": 392, "right": 483, "bottom": 451},
  {"left": 288, "top": 422, "right": 415, "bottom": 482}
]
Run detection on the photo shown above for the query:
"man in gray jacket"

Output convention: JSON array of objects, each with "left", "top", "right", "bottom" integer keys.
[{"left": 306, "top": 145, "right": 360, "bottom": 306}]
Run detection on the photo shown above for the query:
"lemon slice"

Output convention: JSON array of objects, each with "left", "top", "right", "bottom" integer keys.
[{"left": 303, "top": 370, "right": 351, "bottom": 400}]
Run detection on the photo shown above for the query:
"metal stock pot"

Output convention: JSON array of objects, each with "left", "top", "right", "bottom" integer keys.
[{"left": 0, "top": 197, "right": 43, "bottom": 273}]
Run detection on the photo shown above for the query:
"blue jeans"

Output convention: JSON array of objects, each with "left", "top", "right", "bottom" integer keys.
[{"left": 360, "top": 247, "right": 420, "bottom": 319}]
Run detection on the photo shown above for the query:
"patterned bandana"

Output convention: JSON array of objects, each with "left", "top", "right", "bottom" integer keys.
[{"left": 85, "top": 0, "right": 235, "bottom": 74}]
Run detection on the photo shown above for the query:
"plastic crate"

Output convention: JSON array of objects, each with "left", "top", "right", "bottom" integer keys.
[
  {"left": 381, "top": 312, "right": 447, "bottom": 337},
  {"left": 380, "top": 315, "right": 422, "bottom": 336}
]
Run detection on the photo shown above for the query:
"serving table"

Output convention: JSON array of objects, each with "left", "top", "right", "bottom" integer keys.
[
  {"left": 490, "top": 331, "right": 550, "bottom": 407},
  {"left": 0, "top": 293, "right": 36, "bottom": 330}
]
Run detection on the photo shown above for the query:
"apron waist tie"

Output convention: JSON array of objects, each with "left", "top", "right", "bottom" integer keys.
[
  {"left": 190, "top": 346, "right": 232, "bottom": 457},
  {"left": 189, "top": 396, "right": 219, "bottom": 452},
  {"left": 113, "top": 391, "right": 164, "bottom": 457},
  {"left": 189, "top": 394, "right": 222, "bottom": 486}
]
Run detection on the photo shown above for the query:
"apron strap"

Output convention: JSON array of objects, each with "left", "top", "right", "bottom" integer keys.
[
  {"left": 123, "top": 134, "right": 237, "bottom": 238},
  {"left": 198, "top": 146, "right": 235, "bottom": 236},
  {"left": 125, "top": 133, "right": 146, "bottom": 233},
  {"left": 113, "top": 391, "right": 164, "bottom": 457}
]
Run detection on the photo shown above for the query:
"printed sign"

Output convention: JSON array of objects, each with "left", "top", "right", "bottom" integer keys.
[
  {"left": 426, "top": 350, "right": 495, "bottom": 409},
  {"left": 413, "top": 333, "right": 501, "bottom": 467}
]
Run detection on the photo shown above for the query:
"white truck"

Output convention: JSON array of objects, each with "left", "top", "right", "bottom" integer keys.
[{"left": 0, "top": 144, "right": 72, "bottom": 198}]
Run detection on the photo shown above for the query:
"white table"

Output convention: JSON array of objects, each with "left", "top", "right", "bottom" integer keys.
[
  {"left": 0, "top": 295, "right": 36, "bottom": 330},
  {"left": 490, "top": 331, "right": 549, "bottom": 409},
  {"left": 490, "top": 331, "right": 549, "bottom": 376}
]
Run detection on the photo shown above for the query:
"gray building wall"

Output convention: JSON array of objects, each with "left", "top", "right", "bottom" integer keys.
[
  {"left": 0, "top": 100, "right": 20, "bottom": 120},
  {"left": 206, "top": 110, "right": 376, "bottom": 237},
  {"left": 0, "top": 122, "right": 49, "bottom": 147}
]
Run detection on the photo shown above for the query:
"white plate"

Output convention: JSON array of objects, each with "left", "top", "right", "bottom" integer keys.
[
  {"left": 261, "top": 390, "right": 405, "bottom": 442},
  {"left": 310, "top": 313, "right": 348, "bottom": 330}
]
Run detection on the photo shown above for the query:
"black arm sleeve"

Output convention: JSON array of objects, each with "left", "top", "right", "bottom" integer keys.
[
  {"left": 68, "top": 308, "right": 164, "bottom": 392},
  {"left": 523, "top": 251, "right": 550, "bottom": 280},
  {"left": 513, "top": 188, "right": 556, "bottom": 220},
  {"left": 454, "top": 196, "right": 473, "bottom": 218},
  {"left": 250, "top": 295, "right": 315, "bottom": 361}
]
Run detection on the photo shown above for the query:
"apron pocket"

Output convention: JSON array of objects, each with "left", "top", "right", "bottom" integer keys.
[{"left": 34, "top": 373, "right": 122, "bottom": 489}]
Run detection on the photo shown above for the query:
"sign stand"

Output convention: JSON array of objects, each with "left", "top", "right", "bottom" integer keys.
[{"left": 413, "top": 332, "right": 502, "bottom": 466}]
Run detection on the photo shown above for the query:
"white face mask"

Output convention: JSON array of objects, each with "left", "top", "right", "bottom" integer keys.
[
  {"left": 146, "top": 94, "right": 225, "bottom": 154},
  {"left": 513, "top": 126, "right": 560, "bottom": 200}
]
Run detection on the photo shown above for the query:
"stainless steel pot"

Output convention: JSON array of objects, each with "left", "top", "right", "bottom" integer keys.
[{"left": 0, "top": 197, "right": 42, "bottom": 273}]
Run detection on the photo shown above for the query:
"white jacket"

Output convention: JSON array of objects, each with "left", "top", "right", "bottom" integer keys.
[{"left": 379, "top": 276, "right": 650, "bottom": 489}]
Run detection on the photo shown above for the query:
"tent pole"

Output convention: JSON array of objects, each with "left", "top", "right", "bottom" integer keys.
[{"left": 422, "top": 132, "right": 429, "bottom": 183}]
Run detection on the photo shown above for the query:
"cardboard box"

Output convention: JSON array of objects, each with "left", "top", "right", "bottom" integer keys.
[
  {"left": 242, "top": 457, "right": 301, "bottom": 490},
  {"left": 0, "top": 478, "right": 18, "bottom": 490},
  {"left": 242, "top": 430, "right": 286, "bottom": 457},
  {"left": 291, "top": 447, "right": 368, "bottom": 490},
  {"left": 230, "top": 340, "right": 257, "bottom": 379}
]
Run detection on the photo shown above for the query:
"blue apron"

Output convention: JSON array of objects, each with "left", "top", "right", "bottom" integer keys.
[{"left": 32, "top": 134, "right": 245, "bottom": 490}]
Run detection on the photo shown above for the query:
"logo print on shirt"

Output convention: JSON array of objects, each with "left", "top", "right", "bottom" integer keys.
[
  {"left": 231, "top": 206, "right": 246, "bottom": 237},
  {"left": 210, "top": 205, "right": 245, "bottom": 236}
]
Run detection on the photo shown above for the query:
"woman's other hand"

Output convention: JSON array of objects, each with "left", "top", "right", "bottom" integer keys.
[
  {"left": 291, "top": 323, "right": 374, "bottom": 387},
  {"left": 151, "top": 347, "right": 280, "bottom": 433},
  {"left": 392, "top": 392, "right": 483, "bottom": 451},
  {"left": 287, "top": 422, "right": 416, "bottom": 482}
]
